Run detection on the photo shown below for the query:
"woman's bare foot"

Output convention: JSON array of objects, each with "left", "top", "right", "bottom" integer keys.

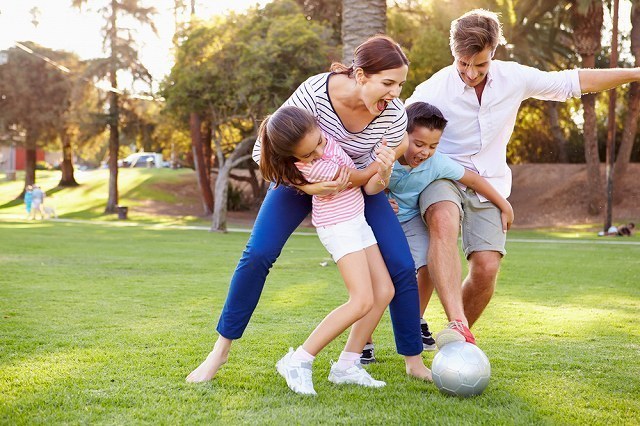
[
  {"left": 186, "top": 336, "right": 232, "bottom": 383},
  {"left": 404, "top": 355, "right": 432, "bottom": 381}
]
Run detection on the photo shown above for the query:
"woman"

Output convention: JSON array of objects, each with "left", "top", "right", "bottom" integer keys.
[{"left": 187, "top": 35, "right": 430, "bottom": 383}]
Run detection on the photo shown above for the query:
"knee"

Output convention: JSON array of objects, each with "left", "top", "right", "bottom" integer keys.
[
  {"left": 243, "top": 241, "right": 281, "bottom": 268},
  {"left": 378, "top": 282, "right": 395, "bottom": 306},
  {"left": 350, "top": 293, "right": 375, "bottom": 318},
  {"left": 425, "top": 203, "right": 459, "bottom": 240},
  {"left": 469, "top": 255, "right": 501, "bottom": 284}
]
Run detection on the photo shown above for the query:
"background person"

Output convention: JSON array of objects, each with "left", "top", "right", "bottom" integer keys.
[
  {"left": 187, "top": 35, "right": 431, "bottom": 384},
  {"left": 405, "top": 8, "right": 640, "bottom": 347}
]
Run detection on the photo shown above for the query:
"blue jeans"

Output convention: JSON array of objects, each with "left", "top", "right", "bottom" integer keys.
[{"left": 216, "top": 184, "right": 422, "bottom": 356}]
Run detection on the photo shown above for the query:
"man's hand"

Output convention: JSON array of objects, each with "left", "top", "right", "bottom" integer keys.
[{"left": 388, "top": 197, "right": 399, "bottom": 214}]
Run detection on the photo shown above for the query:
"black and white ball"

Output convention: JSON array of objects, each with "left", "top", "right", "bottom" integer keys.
[{"left": 432, "top": 342, "right": 491, "bottom": 397}]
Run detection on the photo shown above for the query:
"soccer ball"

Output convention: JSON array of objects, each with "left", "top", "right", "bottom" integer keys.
[{"left": 431, "top": 342, "right": 491, "bottom": 397}]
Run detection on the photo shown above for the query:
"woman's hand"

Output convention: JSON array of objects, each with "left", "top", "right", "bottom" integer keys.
[{"left": 296, "top": 166, "right": 351, "bottom": 196}]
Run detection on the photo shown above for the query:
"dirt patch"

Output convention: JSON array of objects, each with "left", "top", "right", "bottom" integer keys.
[{"left": 134, "top": 164, "right": 640, "bottom": 229}]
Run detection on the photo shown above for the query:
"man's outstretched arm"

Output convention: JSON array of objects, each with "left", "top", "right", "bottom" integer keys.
[{"left": 579, "top": 67, "right": 640, "bottom": 93}]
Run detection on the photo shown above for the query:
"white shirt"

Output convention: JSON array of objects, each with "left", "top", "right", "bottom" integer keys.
[{"left": 406, "top": 60, "right": 581, "bottom": 201}]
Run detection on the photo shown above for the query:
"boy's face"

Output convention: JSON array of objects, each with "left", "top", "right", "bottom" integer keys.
[{"left": 403, "top": 126, "right": 442, "bottom": 168}]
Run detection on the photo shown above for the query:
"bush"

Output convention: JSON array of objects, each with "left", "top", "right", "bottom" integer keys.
[{"left": 227, "top": 183, "right": 250, "bottom": 211}]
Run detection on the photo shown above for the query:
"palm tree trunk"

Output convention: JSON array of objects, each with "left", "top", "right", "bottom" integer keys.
[
  {"left": 614, "top": 1, "right": 640, "bottom": 179},
  {"left": 545, "top": 102, "right": 568, "bottom": 162},
  {"left": 341, "top": 0, "right": 386, "bottom": 62},
  {"left": 572, "top": 0, "right": 604, "bottom": 215}
]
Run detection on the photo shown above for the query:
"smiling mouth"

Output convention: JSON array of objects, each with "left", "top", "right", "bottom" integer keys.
[{"left": 376, "top": 99, "right": 389, "bottom": 112}]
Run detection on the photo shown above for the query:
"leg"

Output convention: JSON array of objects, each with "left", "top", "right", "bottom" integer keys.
[
  {"left": 424, "top": 201, "right": 466, "bottom": 324},
  {"left": 417, "top": 266, "right": 434, "bottom": 317},
  {"left": 462, "top": 251, "right": 501, "bottom": 327},
  {"left": 459, "top": 187, "right": 507, "bottom": 328},
  {"left": 301, "top": 250, "right": 374, "bottom": 355},
  {"left": 343, "top": 244, "right": 394, "bottom": 355},
  {"left": 187, "top": 185, "right": 311, "bottom": 383},
  {"left": 363, "top": 192, "right": 430, "bottom": 380}
]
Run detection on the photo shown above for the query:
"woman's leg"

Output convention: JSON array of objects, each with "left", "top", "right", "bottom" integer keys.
[
  {"left": 363, "top": 192, "right": 431, "bottom": 380},
  {"left": 187, "top": 185, "right": 311, "bottom": 382},
  {"left": 301, "top": 250, "right": 374, "bottom": 356}
]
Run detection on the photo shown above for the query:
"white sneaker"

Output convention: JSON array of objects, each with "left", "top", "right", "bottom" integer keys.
[
  {"left": 276, "top": 348, "right": 316, "bottom": 395},
  {"left": 328, "top": 361, "right": 386, "bottom": 388}
]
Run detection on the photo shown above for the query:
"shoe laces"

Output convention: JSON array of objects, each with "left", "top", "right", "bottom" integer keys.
[
  {"left": 448, "top": 319, "right": 467, "bottom": 332},
  {"left": 299, "top": 361, "right": 314, "bottom": 388}
]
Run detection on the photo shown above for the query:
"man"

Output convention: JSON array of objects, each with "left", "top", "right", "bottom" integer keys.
[{"left": 405, "top": 9, "right": 640, "bottom": 347}]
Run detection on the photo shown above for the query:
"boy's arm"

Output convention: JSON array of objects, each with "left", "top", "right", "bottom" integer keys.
[{"left": 458, "top": 170, "right": 515, "bottom": 231}]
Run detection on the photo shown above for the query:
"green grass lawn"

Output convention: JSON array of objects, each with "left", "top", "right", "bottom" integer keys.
[{"left": 1, "top": 220, "right": 638, "bottom": 424}]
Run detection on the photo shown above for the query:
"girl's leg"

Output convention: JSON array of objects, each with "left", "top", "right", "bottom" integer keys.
[
  {"left": 343, "top": 244, "right": 394, "bottom": 355},
  {"left": 301, "top": 249, "right": 374, "bottom": 355},
  {"left": 187, "top": 185, "right": 311, "bottom": 383},
  {"left": 364, "top": 192, "right": 431, "bottom": 380}
]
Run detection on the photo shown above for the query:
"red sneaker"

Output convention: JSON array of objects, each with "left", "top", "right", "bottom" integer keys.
[{"left": 435, "top": 319, "right": 476, "bottom": 348}]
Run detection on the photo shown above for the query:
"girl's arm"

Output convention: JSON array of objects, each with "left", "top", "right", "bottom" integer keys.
[{"left": 458, "top": 170, "right": 515, "bottom": 232}]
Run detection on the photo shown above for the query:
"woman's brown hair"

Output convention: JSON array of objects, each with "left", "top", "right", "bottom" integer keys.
[
  {"left": 330, "top": 35, "right": 409, "bottom": 78},
  {"left": 259, "top": 106, "right": 318, "bottom": 188}
]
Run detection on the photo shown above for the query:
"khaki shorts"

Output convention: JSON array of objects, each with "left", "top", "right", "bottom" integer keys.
[
  {"left": 400, "top": 214, "right": 429, "bottom": 271},
  {"left": 418, "top": 179, "right": 506, "bottom": 258}
]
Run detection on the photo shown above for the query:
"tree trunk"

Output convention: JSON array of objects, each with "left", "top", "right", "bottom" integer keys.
[
  {"left": 190, "top": 112, "right": 214, "bottom": 215},
  {"left": 545, "top": 102, "right": 568, "bottom": 162},
  {"left": 572, "top": 0, "right": 604, "bottom": 215},
  {"left": 58, "top": 129, "right": 78, "bottom": 187},
  {"left": 211, "top": 163, "right": 230, "bottom": 233},
  {"left": 615, "top": 82, "right": 640, "bottom": 179},
  {"left": 24, "top": 130, "right": 37, "bottom": 187},
  {"left": 105, "top": 0, "right": 120, "bottom": 214},
  {"left": 341, "top": 0, "right": 386, "bottom": 62},
  {"left": 202, "top": 120, "right": 213, "bottom": 182},
  {"left": 615, "top": 1, "right": 640, "bottom": 179}
]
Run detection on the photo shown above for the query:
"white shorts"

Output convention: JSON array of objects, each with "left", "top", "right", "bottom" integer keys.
[{"left": 316, "top": 214, "right": 377, "bottom": 262}]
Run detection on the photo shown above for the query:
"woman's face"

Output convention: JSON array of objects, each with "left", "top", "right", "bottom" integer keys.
[{"left": 357, "top": 65, "right": 408, "bottom": 116}]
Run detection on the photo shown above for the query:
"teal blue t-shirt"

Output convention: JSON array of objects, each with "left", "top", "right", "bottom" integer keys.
[{"left": 388, "top": 151, "right": 465, "bottom": 223}]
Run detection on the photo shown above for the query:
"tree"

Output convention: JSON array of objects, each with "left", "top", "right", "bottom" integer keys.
[
  {"left": 341, "top": 0, "right": 386, "bottom": 62},
  {"left": 72, "top": 0, "right": 156, "bottom": 214},
  {"left": 0, "top": 43, "right": 77, "bottom": 191},
  {"left": 572, "top": 0, "right": 605, "bottom": 215},
  {"left": 162, "top": 0, "right": 338, "bottom": 231},
  {"left": 615, "top": 0, "right": 640, "bottom": 179}
]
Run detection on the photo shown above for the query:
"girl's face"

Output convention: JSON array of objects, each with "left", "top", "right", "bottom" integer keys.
[
  {"left": 292, "top": 127, "right": 326, "bottom": 164},
  {"left": 357, "top": 65, "right": 408, "bottom": 116}
]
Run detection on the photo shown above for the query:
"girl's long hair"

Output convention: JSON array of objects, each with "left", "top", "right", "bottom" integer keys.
[
  {"left": 259, "top": 106, "right": 317, "bottom": 188},
  {"left": 330, "top": 34, "right": 409, "bottom": 77}
]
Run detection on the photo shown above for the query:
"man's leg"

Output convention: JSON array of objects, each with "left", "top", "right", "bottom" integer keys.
[
  {"left": 463, "top": 251, "right": 501, "bottom": 327},
  {"left": 459, "top": 187, "right": 507, "bottom": 329}
]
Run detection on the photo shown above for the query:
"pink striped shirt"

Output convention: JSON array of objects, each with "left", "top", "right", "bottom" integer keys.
[{"left": 296, "top": 134, "right": 364, "bottom": 227}]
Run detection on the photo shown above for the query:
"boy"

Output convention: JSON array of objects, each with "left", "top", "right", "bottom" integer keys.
[{"left": 363, "top": 102, "right": 514, "bottom": 363}]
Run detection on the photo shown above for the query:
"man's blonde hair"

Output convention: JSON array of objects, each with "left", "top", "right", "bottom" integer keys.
[{"left": 450, "top": 9, "right": 506, "bottom": 59}]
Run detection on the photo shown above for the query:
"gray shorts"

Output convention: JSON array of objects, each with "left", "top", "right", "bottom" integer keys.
[
  {"left": 418, "top": 179, "right": 506, "bottom": 258},
  {"left": 400, "top": 214, "right": 429, "bottom": 271}
]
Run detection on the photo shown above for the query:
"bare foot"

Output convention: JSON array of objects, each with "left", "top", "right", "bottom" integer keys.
[
  {"left": 186, "top": 336, "right": 232, "bottom": 383},
  {"left": 404, "top": 355, "right": 433, "bottom": 381}
]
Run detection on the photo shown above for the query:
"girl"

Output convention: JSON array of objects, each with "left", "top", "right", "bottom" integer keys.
[
  {"left": 188, "top": 35, "right": 431, "bottom": 384},
  {"left": 260, "top": 105, "right": 394, "bottom": 395}
]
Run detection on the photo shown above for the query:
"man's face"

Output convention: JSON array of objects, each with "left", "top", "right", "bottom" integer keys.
[
  {"left": 455, "top": 46, "right": 494, "bottom": 87},
  {"left": 403, "top": 126, "right": 442, "bottom": 168}
]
